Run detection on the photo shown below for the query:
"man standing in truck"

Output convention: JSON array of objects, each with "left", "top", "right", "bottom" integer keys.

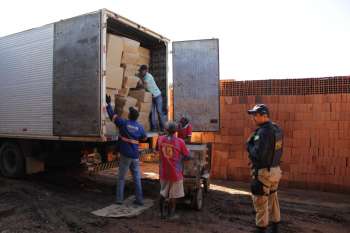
[
  {"left": 105, "top": 95, "right": 147, "bottom": 206},
  {"left": 157, "top": 121, "right": 190, "bottom": 219},
  {"left": 139, "top": 65, "right": 165, "bottom": 132}
]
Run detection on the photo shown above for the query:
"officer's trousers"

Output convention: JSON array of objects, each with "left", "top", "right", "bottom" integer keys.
[{"left": 252, "top": 166, "right": 282, "bottom": 228}]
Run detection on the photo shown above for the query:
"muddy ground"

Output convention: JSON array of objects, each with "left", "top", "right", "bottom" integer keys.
[{"left": 0, "top": 165, "right": 349, "bottom": 233}]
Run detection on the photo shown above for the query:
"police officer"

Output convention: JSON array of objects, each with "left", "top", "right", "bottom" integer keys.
[{"left": 246, "top": 104, "right": 283, "bottom": 233}]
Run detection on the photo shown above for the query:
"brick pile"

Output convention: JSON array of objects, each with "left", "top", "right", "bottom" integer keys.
[{"left": 190, "top": 76, "right": 350, "bottom": 193}]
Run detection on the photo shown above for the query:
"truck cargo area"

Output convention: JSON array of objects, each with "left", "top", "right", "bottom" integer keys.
[
  {"left": 103, "top": 12, "right": 168, "bottom": 136},
  {"left": 107, "top": 15, "right": 168, "bottom": 96}
]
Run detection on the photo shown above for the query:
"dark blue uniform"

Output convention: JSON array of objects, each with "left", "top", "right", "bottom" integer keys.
[
  {"left": 106, "top": 102, "right": 146, "bottom": 204},
  {"left": 106, "top": 104, "right": 146, "bottom": 159},
  {"left": 247, "top": 121, "right": 283, "bottom": 170},
  {"left": 246, "top": 104, "right": 283, "bottom": 232}
]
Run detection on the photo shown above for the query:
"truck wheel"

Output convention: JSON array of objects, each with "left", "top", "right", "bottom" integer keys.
[
  {"left": 191, "top": 188, "right": 204, "bottom": 211},
  {"left": 0, "top": 143, "right": 25, "bottom": 178}
]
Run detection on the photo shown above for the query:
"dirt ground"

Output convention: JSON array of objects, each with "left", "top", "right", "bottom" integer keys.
[{"left": 0, "top": 163, "right": 349, "bottom": 233}]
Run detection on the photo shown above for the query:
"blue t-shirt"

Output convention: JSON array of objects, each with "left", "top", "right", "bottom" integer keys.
[
  {"left": 115, "top": 118, "right": 147, "bottom": 159},
  {"left": 106, "top": 104, "right": 146, "bottom": 159}
]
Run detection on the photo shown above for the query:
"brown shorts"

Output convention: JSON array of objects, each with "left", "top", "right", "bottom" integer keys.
[{"left": 160, "top": 179, "right": 185, "bottom": 199}]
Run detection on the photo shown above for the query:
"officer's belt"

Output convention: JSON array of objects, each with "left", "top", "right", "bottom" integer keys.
[{"left": 120, "top": 136, "right": 139, "bottom": 145}]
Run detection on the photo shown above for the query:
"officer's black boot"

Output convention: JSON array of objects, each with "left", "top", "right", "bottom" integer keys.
[
  {"left": 271, "top": 222, "right": 280, "bottom": 233},
  {"left": 252, "top": 226, "right": 267, "bottom": 233},
  {"left": 159, "top": 196, "right": 166, "bottom": 219}
]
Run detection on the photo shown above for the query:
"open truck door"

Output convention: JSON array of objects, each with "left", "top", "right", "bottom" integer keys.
[{"left": 172, "top": 39, "right": 220, "bottom": 131}]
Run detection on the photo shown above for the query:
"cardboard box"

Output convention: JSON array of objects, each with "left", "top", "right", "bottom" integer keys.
[
  {"left": 121, "top": 52, "right": 139, "bottom": 65},
  {"left": 140, "top": 122, "right": 150, "bottom": 132},
  {"left": 123, "top": 64, "right": 139, "bottom": 77},
  {"left": 138, "top": 111, "right": 150, "bottom": 121},
  {"left": 129, "top": 89, "right": 153, "bottom": 103},
  {"left": 117, "top": 88, "right": 130, "bottom": 97},
  {"left": 115, "top": 109, "right": 129, "bottom": 119},
  {"left": 139, "top": 47, "right": 150, "bottom": 58},
  {"left": 107, "top": 34, "right": 123, "bottom": 67},
  {"left": 106, "top": 66, "right": 124, "bottom": 89},
  {"left": 137, "top": 47, "right": 150, "bottom": 65},
  {"left": 138, "top": 112, "right": 150, "bottom": 131},
  {"left": 122, "top": 37, "right": 140, "bottom": 53},
  {"left": 115, "top": 107, "right": 127, "bottom": 118},
  {"left": 114, "top": 103, "right": 133, "bottom": 118},
  {"left": 138, "top": 112, "right": 149, "bottom": 122},
  {"left": 115, "top": 96, "right": 138, "bottom": 109},
  {"left": 123, "top": 76, "right": 140, "bottom": 88},
  {"left": 137, "top": 56, "right": 150, "bottom": 66},
  {"left": 137, "top": 101, "right": 152, "bottom": 113}
]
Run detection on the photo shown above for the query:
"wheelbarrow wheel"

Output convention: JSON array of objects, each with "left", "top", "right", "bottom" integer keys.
[{"left": 191, "top": 188, "right": 203, "bottom": 211}]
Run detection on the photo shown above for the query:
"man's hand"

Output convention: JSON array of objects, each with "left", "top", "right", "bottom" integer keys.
[
  {"left": 246, "top": 132, "right": 255, "bottom": 143},
  {"left": 106, "top": 95, "right": 111, "bottom": 105},
  {"left": 136, "top": 79, "right": 144, "bottom": 89}
]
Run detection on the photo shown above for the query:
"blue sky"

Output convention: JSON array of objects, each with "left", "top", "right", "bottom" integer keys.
[{"left": 1, "top": 0, "right": 349, "bottom": 80}]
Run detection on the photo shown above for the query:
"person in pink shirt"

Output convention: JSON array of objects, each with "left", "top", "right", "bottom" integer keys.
[
  {"left": 157, "top": 121, "right": 190, "bottom": 219},
  {"left": 177, "top": 117, "right": 192, "bottom": 143}
]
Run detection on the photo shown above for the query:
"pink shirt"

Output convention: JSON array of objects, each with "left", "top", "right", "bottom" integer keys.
[
  {"left": 157, "top": 135, "right": 190, "bottom": 181},
  {"left": 177, "top": 123, "right": 193, "bottom": 140}
]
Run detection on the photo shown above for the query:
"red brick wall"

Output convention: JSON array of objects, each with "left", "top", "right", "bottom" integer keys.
[{"left": 191, "top": 89, "right": 350, "bottom": 193}]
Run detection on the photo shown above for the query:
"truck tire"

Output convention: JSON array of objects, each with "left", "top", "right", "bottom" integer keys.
[{"left": 0, "top": 142, "right": 25, "bottom": 178}]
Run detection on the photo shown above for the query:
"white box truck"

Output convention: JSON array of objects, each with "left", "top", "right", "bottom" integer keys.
[{"left": 0, "top": 9, "right": 220, "bottom": 177}]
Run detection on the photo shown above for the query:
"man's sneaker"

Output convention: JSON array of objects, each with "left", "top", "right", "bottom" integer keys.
[{"left": 115, "top": 201, "right": 123, "bottom": 205}]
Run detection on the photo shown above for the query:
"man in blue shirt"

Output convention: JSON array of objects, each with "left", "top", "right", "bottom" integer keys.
[
  {"left": 106, "top": 95, "right": 147, "bottom": 205},
  {"left": 139, "top": 65, "right": 165, "bottom": 131}
]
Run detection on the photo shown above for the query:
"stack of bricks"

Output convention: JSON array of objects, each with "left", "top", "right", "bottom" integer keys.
[{"left": 191, "top": 76, "right": 350, "bottom": 193}]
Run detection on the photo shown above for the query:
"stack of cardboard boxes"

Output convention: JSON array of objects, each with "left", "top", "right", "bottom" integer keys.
[
  {"left": 105, "top": 34, "right": 152, "bottom": 134},
  {"left": 120, "top": 37, "right": 141, "bottom": 94},
  {"left": 129, "top": 90, "right": 153, "bottom": 131},
  {"left": 106, "top": 35, "right": 124, "bottom": 102}
]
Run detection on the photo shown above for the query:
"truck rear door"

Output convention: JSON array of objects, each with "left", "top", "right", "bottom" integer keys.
[{"left": 172, "top": 39, "right": 220, "bottom": 131}]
